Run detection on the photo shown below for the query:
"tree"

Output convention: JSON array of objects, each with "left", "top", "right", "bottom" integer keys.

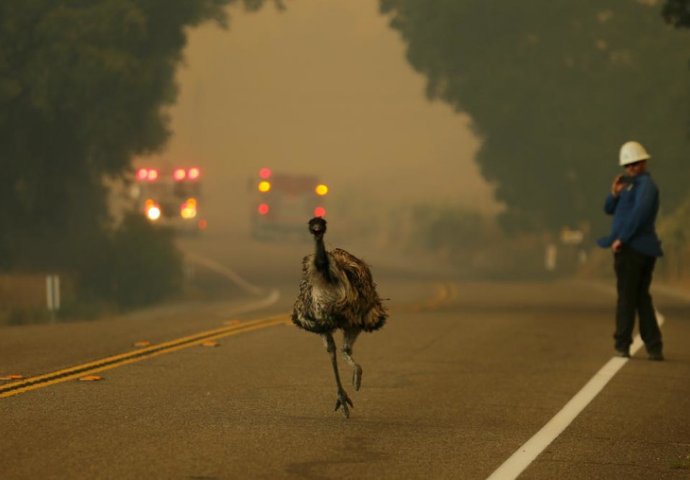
[
  {"left": 379, "top": 0, "right": 690, "bottom": 234},
  {"left": 663, "top": 0, "right": 690, "bottom": 27},
  {"left": 0, "top": 0, "right": 274, "bottom": 270}
]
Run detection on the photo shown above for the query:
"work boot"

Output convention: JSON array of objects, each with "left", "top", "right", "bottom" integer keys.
[{"left": 615, "top": 348, "right": 630, "bottom": 358}]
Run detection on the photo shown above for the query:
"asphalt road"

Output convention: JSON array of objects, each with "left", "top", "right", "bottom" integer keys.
[{"left": 1, "top": 230, "right": 689, "bottom": 479}]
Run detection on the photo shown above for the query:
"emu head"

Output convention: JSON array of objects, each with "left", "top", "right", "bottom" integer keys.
[{"left": 308, "top": 216, "right": 327, "bottom": 238}]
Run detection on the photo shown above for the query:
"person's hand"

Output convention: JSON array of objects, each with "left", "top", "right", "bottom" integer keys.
[
  {"left": 612, "top": 239, "right": 622, "bottom": 253},
  {"left": 611, "top": 175, "right": 625, "bottom": 197}
]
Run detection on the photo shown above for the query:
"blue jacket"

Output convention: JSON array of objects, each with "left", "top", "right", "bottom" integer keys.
[{"left": 597, "top": 172, "right": 663, "bottom": 257}]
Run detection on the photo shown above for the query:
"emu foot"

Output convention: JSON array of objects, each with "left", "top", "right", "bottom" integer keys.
[
  {"left": 334, "top": 389, "right": 354, "bottom": 418},
  {"left": 352, "top": 365, "right": 363, "bottom": 391}
]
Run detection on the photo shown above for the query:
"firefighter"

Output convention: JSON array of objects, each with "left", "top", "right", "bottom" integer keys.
[{"left": 597, "top": 141, "right": 664, "bottom": 360}]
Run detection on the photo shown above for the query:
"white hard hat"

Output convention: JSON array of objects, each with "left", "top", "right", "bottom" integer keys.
[{"left": 619, "top": 141, "right": 651, "bottom": 166}]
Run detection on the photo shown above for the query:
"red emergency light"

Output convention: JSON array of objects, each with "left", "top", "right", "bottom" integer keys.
[
  {"left": 136, "top": 168, "right": 159, "bottom": 181},
  {"left": 188, "top": 167, "right": 201, "bottom": 180},
  {"left": 314, "top": 206, "right": 326, "bottom": 217},
  {"left": 173, "top": 168, "right": 186, "bottom": 181},
  {"left": 259, "top": 167, "right": 272, "bottom": 180},
  {"left": 173, "top": 167, "right": 201, "bottom": 181}
]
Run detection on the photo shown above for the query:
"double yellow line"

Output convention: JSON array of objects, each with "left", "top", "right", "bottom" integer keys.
[
  {"left": 1, "top": 283, "right": 456, "bottom": 400},
  {"left": 0, "top": 314, "right": 290, "bottom": 399}
]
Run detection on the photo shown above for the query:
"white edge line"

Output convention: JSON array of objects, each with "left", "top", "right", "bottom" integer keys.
[
  {"left": 486, "top": 310, "right": 666, "bottom": 480},
  {"left": 183, "top": 252, "right": 281, "bottom": 317},
  {"left": 185, "top": 252, "right": 265, "bottom": 296},
  {"left": 220, "top": 289, "right": 281, "bottom": 317}
]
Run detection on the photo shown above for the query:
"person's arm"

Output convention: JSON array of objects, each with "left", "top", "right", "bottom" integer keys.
[
  {"left": 604, "top": 193, "right": 619, "bottom": 215},
  {"left": 604, "top": 175, "right": 624, "bottom": 215}
]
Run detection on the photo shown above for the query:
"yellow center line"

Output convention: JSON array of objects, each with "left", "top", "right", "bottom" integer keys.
[
  {"left": 394, "top": 282, "right": 455, "bottom": 313},
  {"left": 2, "top": 282, "right": 453, "bottom": 399},
  {"left": 1, "top": 314, "right": 290, "bottom": 399}
]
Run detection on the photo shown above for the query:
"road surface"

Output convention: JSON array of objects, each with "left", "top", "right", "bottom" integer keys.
[{"left": 1, "top": 230, "right": 689, "bottom": 479}]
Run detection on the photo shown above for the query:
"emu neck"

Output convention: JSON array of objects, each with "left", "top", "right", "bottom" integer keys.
[{"left": 313, "top": 235, "right": 334, "bottom": 282}]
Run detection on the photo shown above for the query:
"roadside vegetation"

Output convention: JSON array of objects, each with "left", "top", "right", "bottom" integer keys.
[
  {"left": 656, "top": 193, "right": 690, "bottom": 285},
  {"left": 0, "top": 1, "right": 273, "bottom": 322},
  {"left": 380, "top": 0, "right": 690, "bottom": 237},
  {"left": 387, "top": 192, "right": 690, "bottom": 287},
  {"left": 357, "top": 202, "right": 552, "bottom": 280}
]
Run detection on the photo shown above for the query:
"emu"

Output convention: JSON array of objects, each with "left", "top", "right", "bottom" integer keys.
[{"left": 291, "top": 217, "right": 387, "bottom": 418}]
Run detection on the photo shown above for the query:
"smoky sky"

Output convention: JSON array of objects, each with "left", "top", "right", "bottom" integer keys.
[{"left": 136, "top": 0, "right": 499, "bottom": 231}]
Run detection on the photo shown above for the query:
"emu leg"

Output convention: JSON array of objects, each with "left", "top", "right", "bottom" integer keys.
[
  {"left": 342, "top": 329, "right": 363, "bottom": 391},
  {"left": 322, "top": 332, "right": 353, "bottom": 418}
]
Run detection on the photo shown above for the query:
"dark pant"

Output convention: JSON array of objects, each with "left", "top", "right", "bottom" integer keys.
[{"left": 613, "top": 246, "right": 663, "bottom": 354}]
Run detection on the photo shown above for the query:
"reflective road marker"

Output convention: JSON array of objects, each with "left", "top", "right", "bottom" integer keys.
[{"left": 0, "top": 315, "right": 288, "bottom": 399}]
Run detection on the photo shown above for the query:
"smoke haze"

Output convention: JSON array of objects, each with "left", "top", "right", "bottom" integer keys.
[{"left": 137, "top": 1, "right": 499, "bottom": 232}]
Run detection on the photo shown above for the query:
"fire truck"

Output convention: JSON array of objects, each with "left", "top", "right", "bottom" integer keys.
[
  {"left": 250, "top": 167, "right": 328, "bottom": 240},
  {"left": 133, "top": 166, "right": 207, "bottom": 232}
]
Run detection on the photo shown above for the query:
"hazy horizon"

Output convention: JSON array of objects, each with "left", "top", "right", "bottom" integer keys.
[{"left": 135, "top": 1, "right": 500, "bottom": 232}]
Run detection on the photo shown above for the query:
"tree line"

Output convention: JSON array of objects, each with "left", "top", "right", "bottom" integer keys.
[
  {"left": 3, "top": 0, "right": 690, "bottom": 307},
  {"left": 0, "top": 0, "right": 272, "bottom": 309},
  {"left": 379, "top": 0, "right": 690, "bottom": 237}
]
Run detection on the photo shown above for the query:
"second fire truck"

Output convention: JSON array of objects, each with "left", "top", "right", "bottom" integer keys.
[{"left": 251, "top": 167, "right": 328, "bottom": 239}]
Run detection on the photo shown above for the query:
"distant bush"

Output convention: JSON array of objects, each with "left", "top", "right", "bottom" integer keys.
[
  {"left": 76, "top": 213, "right": 183, "bottom": 310},
  {"left": 399, "top": 202, "right": 578, "bottom": 280},
  {"left": 657, "top": 194, "right": 690, "bottom": 282},
  {"left": 406, "top": 203, "right": 488, "bottom": 253}
]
